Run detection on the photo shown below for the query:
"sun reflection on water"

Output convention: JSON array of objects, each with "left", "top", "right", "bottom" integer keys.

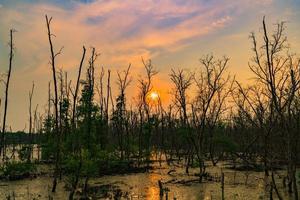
[{"left": 145, "top": 170, "right": 160, "bottom": 199}]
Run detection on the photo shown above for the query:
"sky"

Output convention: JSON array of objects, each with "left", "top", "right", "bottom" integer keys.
[{"left": 0, "top": 0, "right": 300, "bottom": 131}]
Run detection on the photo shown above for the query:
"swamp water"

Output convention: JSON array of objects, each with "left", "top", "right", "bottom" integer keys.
[{"left": 0, "top": 159, "right": 299, "bottom": 199}]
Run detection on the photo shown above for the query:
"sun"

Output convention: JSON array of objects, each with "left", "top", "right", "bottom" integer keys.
[{"left": 149, "top": 91, "right": 159, "bottom": 101}]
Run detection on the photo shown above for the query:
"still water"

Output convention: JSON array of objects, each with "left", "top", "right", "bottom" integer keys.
[{"left": 0, "top": 149, "right": 299, "bottom": 199}]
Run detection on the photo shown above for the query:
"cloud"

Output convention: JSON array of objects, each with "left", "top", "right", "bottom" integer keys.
[
  {"left": 0, "top": 0, "right": 280, "bottom": 130},
  {"left": 0, "top": 0, "right": 274, "bottom": 73}
]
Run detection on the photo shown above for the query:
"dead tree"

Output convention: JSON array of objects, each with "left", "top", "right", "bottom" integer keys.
[
  {"left": 233, "top": 83, "right": 271, "bottom": 170},
  {"left": 68, "top": 46, "right": 86, "bottom": 200},
  {"left": 248, "top": 17, "right": 300, "bottom": 199},
  {"left": 169, "top": 69, "right": 193, "bottom": 172},
  {"left": 96, "top": 67, "right": 105, "bottom": 117},
  {"left": 28, "top": 81, "right": 35, "bottom": 162},
  {"left": 45, "top": 15, "right": 62, "bottom": 193},
  {"left": 170, "top": 69, "right": 193, "bottom": 126},
  {"left": 81, "top": 47, "right": 99, "bottom": 196},
  {"left": 72, "top": 46, "right": 86, "bottom": 126},
  {"left": 86, "top": 47, "right": 98, "bottom": 147},
  {"left": 138, "top": 59, "right": 157, "bottom": 165},
  {"left": 1, "top": 29, "right": 14, "bottom": 161},
  {"left": 105, "top": 70, "right": 111, "bottom": 123},
  {"left": 29, "top": 82, "right": 35, "bottom": 139},
  {"left": 114, "top": 64, "right": 132, "bottom": 160},
  {"left": 47, "top": 81, "right": 51, "bottom": 119},
  {"left": 193, "top": 55, "right": 230, "bottom": 181}
]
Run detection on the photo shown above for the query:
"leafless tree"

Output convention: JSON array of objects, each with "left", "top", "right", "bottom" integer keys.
[
  {"left": 45, "top": 15, "right": 62, "bottom": 192},
  {"left": 96, "top": 67, "right": 105, "bottom": 117},
  {"left": 170, "top": 69, "right": 193, "bottom": 126},
  {"left": 115, "top": 64, "right": 132, "bottom": 159},
  {"left": 138, "top": 58, "right": 158, "bottom": 165},
  {"left": 246, "top": 17, "right": 300, "bottom": 199},
  {"left": 28, "top": 81, "right": 35, "bottom": 162},
  {"left": 192, "top": 54, "right": 231, "bottom": 181},
  {"left": 139, "top": 59, "right": 158, "bottom": 121},
  {"left": 169, "top": 68, "right": 193, "bottom": 172},
  {"left": 1, "top": 29, "right": 15, "bottom": 161},
  {"left": 68, "top": 46, "right": 86, "bottom": 200},
  {"left": 105, "top": 69, "right": 111, "bottom": 123},
  {"left": 72, "top": 46, "right": 86, "bottom": 126}
]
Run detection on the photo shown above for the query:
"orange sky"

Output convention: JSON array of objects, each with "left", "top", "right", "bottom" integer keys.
[{"left": 0, "top": 0, "right": 300, "bottom": 131}]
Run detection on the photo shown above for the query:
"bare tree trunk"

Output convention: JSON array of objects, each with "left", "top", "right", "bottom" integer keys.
[
  {"left": 68, "top": 46, "right": 86, "bottom": 200},
  {"left": 48, "top": 81, "right": 51, "bottom": 118},
  {"left": 72, "top": 46, "right": 86, "bottom": 126},
  {"left": 28, "top": 82, "right": 35, "bottom": 163},
  {"left": 69, "top": 151, "right": 82, "bottom": 200},
  {"left": 271, "top": 171, "right": 283, "bottom": 200},
  {"left": 1, "top": 29, "right": 14, "bottom": 161},
  {"left": 45, "top": 15, "right": 61, "bottom": 193},
  {"left": 221, "top": 172, "right": 225, "bottom": 200},
  {"left": 106, "top": 70, "right": 111, "bottom": 124}
]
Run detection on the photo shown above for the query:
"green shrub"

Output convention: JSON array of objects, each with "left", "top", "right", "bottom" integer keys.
[
  {"left": 212, "top": 135, "right": 238, "bottom": 153},
  {"left": 63, "top": 155, "right": 80, "bottom": 175},
  {"left": 18, "top": 145, "right": 32, "bottom": 161},
  {"left": 1, "top": 162, "right": 36, "bottom": 179},
  {"left": 63, "top": 151, "right": 99, "bottom": 177},
  {"left": 40, "top": 142, "right": 55, "bottom": 161},
  {"left": 82, "top": 159, "right": 98, "bottom": 176}
]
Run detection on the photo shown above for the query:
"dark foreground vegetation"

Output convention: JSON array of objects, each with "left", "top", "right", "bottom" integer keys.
[{"left": 0, "top": 16, "right": 300, "bottom": 199}]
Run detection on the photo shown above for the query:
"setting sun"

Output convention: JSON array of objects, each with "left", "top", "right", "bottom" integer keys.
[{"left": 149, "top": 91, "right": 159, "bottom": 101}]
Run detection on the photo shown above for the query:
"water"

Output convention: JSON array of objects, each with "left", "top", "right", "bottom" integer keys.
[
  {"left": 0, "top": 144, "right": 41, "bottom": 163},
  {"left": 0, "top": 154, "right": 299, "bottom": 199}
]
